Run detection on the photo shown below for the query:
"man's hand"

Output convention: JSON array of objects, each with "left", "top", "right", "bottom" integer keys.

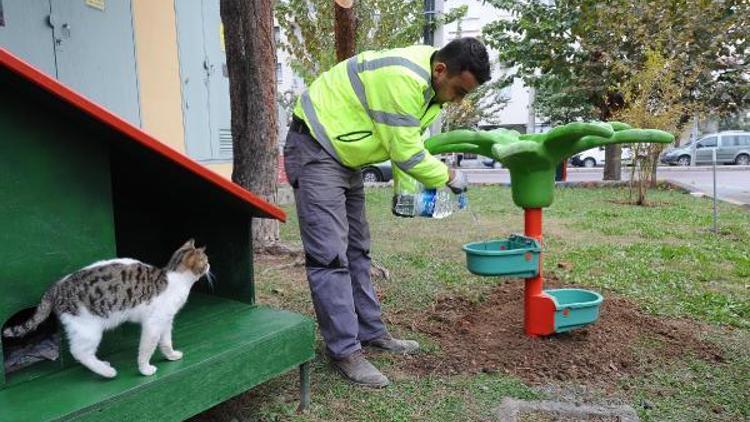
[{"left": 447, "top": 168, "right": 468, "bottom": 194}]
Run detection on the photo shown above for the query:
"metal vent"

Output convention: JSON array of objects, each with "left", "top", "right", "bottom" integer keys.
[{"left": 219, "top": 129, "right": 233, "bottom": 156}]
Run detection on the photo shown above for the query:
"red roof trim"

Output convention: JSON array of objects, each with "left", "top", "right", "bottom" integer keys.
[{"left": 0, "top": 48, "right": 286, "bottom": 222}]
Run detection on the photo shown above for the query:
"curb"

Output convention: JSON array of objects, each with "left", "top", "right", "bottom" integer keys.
[
  {"left": 296, "top": 178, "right": 749, "bottom": 210},
  {"left": 660, "top": 179, "right": 750, "bottom": 210},
  {"left": 496, "top": 397, "right": 639, "bottom": 422},
  {"left": 462, "top": 165, "right": 750, "bottom": 174}
]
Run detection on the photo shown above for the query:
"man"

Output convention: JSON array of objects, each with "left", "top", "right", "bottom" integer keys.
[{"left": 283, "top": 37, "right": 491, "bottom": 387}]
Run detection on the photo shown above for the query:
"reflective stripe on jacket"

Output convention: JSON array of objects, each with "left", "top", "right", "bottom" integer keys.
[{"left": 293, "top": 45, "right": 448, "bottom": 187}]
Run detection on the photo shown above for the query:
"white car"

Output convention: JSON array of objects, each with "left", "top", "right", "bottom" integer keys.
[{"left": 571, "top": 146, "right": 633, "bottom": 167}]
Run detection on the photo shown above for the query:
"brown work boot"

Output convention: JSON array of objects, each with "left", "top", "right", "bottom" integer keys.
[
  {"left": 362, "top": 335, "right": 420, "bottom": 355},
  {"left": 331, "top": 350, "right": 389, "bottom": 388}
]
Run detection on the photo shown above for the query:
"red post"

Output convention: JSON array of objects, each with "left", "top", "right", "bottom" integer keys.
[
  {"left": 524, "top": 208, "right": 556, "bottom": 336},
  {"left": 524, "top": 208, "right": 544, "bottom": 295}
]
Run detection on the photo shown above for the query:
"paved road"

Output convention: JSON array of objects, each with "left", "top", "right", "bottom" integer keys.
[{"left": 463, "top": 164, "right": 750, "bottom": 205}]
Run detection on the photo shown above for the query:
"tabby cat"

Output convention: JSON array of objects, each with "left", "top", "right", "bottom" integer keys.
[{"left": 3, "top": 239, "right": 210, "bottom": 378}]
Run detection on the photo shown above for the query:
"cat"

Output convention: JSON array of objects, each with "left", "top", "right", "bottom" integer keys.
[{"left": 2, "top": 239, "right": 210, "bottom": 378}]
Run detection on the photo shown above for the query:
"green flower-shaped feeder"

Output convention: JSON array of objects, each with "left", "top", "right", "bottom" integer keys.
[
  {"left": 426, "top": 122, "right": 674, "bottom": 208},
  {"left": 424, "top": 122, "right": 674, "bottom": 336}
]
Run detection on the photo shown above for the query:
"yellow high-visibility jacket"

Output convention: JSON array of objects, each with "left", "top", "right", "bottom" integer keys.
[{"left": 293, "top": 45, "right": 448, "bottom": 187}]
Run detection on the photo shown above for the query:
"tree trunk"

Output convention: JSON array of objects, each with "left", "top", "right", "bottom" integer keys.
[
  {"left": 600, "top": 92, "right": 624, "bottom": 181},
  {"left": 220, "top": 0, "right": 280, "bottom": 250},
  {"left": 334, "top": 0, "right": 356, "bottom": 62},
  {"left": 603, "top": 144, "right": 622, "bottom": 180},
  {"left": 334, "top": 0, "right": 390, "bottom": 280},
  {"left": 649, "top": 150, "right": 659, "bottom": 188}
]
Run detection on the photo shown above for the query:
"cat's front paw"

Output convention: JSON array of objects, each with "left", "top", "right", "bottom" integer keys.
[
  {"left": 98, "top": 364, "right": 117, "bottom": 379},
  {"left": 165, "top": 350, "right": 183, "bottom": 361},
  {"left": 139, "top": 364, "right": 158, "bottom": 376}
]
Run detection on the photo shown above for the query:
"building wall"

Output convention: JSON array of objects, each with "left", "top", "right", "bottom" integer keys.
[
  {"left": 128, "top": 1, "right": 535, "bottom": 179},
  {"left": 208, "top": 163, "right": 233, "bottom": 179},
  {"left": 131, "top": 1, "right": 241, "bottom": 179},
  {"left": 131, "top": 0, "right": 185, "bottom": 154},
  {"left": 441, "top": 0, "right": 532, "bottom": 128},
  {"left": 275, "top": 24, "right": 305, "bottom": 97}
]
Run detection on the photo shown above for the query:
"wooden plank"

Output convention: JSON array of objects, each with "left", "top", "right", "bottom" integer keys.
[
  {"left": 0, "top": 76, "right": 117, "bottom": 386},
  {"left": 0, "top": 48, "right": 286, "bottom": 222},
  {"left": 0, "top": 71, "right": 117, "bottom": 319},
  {"left": 0, "top": 295, "right": 315, "bottom": 421},
  {"left": 109, "top": 142, "right": 254, "bottom": 304}
]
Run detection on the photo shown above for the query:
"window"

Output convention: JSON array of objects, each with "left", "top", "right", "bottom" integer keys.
[
  {"left": 723, "top": 135, "right": 737, "bottom": 146},
  {"left": 498, "top": 85, "right": 512, "bottom": 99},
  {"left": 274, "top": 26, "right": 281, "bottom": 45},
  {"left": 276, "top": 62, "right": 283, "bottom": 84},
  {"left": 725, "top": 135, "right": 750, "bottom": 146},
  {"left": 424, "top": 0, "right": 435, "bottom": 14},
  {"left": 697, "top": 137, "right": 717, "bottom": 148}
]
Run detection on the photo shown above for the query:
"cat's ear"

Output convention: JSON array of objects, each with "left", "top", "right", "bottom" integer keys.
[
  {"left": 181, "top": 239, "right": 196, "bottom": 249},
  {"left": 197, "top": 246, "right": 206, "bottom": 253}
]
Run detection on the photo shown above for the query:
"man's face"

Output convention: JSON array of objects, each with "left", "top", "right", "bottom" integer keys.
[{"left": 432, "top": 62, "right": 479, "bottom": 104}]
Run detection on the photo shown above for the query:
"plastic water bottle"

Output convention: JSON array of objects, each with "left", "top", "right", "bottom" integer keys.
[
  {"left": 392, "top": 192, "right": 417, "bottom": 217},
  {"left": 392, "top": 186, "right": 467, "bottom": 219},
  {"left": 391, "top": 165, "right": 467, "bottom": 218},
  {"left": 432, "top": 189, "right": 464, "bottom": 218}
]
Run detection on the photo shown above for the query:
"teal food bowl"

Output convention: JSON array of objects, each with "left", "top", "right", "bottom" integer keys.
[
  {"left": 463, "top": 234, "right": 541, "bottom": 277},
  {"left": 545, "top": 288, "right": 603, "bottom": 333}
]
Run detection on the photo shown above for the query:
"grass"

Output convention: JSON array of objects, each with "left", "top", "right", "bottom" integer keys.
[
  {"left": 622, "top": 329, "right": 750, "bottom": 421},
  {"left": 198, "top": 185, "right": 750, "bottom": 421},
  {"left": 197, "top": 354, "right": 540, "bottom": 422}
]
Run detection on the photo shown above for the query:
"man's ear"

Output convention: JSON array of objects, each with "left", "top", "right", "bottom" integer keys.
[{"left": 433, "top": 62, "right": 447, "bottom": 76}]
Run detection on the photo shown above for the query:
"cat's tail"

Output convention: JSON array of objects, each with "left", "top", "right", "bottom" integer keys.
[{"left": 2, "top": 288, "right": 55, "bottom": 338}]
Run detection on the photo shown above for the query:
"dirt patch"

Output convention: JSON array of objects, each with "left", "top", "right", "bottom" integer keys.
[{"left": 400, "top": 281, "right": 724, "bottom": 388}]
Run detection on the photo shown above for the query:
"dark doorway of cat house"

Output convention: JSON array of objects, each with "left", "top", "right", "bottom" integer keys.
[{"left": 2, "top": 308, "right": 60, "bottom": 375}]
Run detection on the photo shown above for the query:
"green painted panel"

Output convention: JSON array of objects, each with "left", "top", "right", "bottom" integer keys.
[
  {"left": 0, "top": 88, "right": 116, "bottom": 322},
  {"left": 110, "top": 143, "right": 254, "bottom": 304},
  {"left": 0, "top": 294, "right": 316, "bottom": 421},
  {"left": 0, "top": 81, "right": 117, "bottom": 386}
]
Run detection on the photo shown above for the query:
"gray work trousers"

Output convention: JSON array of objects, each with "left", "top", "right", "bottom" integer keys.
[{"left": 283, "top": 128, "right": 387, "bottom": 359}]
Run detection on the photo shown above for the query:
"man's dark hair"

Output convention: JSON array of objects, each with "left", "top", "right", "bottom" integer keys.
[{"left": 434, "top": 37, "right": 491, "bottom": 84}]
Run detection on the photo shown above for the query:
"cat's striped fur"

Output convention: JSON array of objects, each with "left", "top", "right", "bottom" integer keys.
[{"left": 3, "top": 239, "right": 209, "bottom": 378}]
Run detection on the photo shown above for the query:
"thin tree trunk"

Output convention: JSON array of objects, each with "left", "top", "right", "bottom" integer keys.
[
  {"left": 649, "top": 150, "right": 659, "bottom": 188},
  {"left": 334, "top": 0, "right": 389, "bottom": 280},
  {"left": 220, "top": 0, "right": 280, "bottom": 250},
  {"left": 334, "top": 0, "right": 356, "bottom": 62},
  {"left": 603, "top": 144, "right": 622, "bottom": 180},
  {"left": 639, "top": 159, "right": 647, "bottom": 205},
  {"left": 601, "top": 93, "right": 623, "bottom": 181},
  {"left": 628, "top": 157, "right": 637, "bottom": 203}
]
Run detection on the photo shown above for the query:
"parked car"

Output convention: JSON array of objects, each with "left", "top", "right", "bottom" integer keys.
[
  {"left": 361, "top": 161, "right": 393, "bottom": 183},
  {"left": 439, "top": 153, "right": 462, "bottom": 167},
  {"left": 570, "top": 146, "right": 634, "bottom": 167},
  {"left": 482, "top": 158, "right": 503, "bottom": 168},
  {"left": 661, "top": 131, "right": 750, "bottom": 166}
]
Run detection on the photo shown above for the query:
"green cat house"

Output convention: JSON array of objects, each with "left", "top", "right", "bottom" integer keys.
[{"left": 0, "top": 48, "right": 314, "bottom": 420}]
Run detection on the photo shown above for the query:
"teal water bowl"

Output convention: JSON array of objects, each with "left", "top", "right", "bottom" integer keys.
[
  {"left": 545, "top": 288, "right": 603, "bottom": 333},
  {"left": 463, "top": 234, "right": 541, "bottom": 277}
]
